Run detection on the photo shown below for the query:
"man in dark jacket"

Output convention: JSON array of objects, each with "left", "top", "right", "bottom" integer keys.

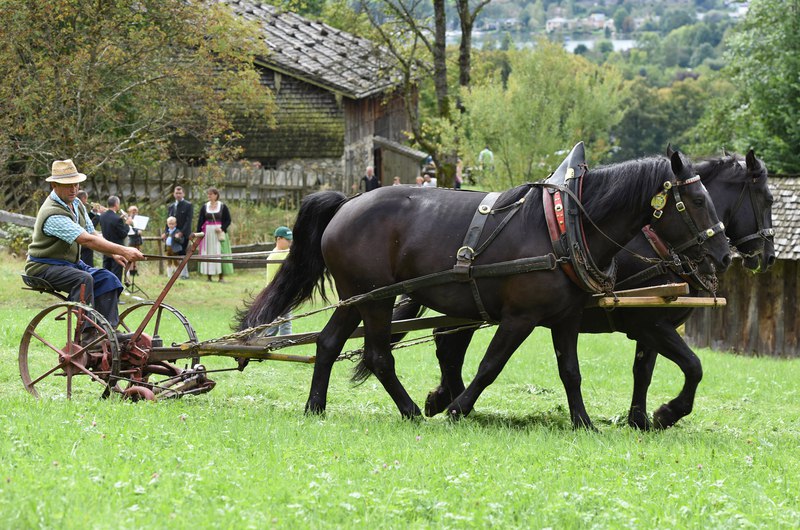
[
  {"left": 163, "top": 185, "right": 193, "bottom": 279},
  {"left": 99, "top": 195, "right": 129, "bottom": 282}
]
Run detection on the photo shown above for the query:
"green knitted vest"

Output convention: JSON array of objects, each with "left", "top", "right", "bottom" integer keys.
[{"left": 26, "top": 196, "right": 89, "bottom": 275}]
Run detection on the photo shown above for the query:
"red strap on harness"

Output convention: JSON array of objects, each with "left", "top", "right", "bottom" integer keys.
[
  {"left": 641, "top": 224, "right": 671, "bottom": 260},
  {"left": 543, "top": 189, "right": 581, "bottom": 287}
]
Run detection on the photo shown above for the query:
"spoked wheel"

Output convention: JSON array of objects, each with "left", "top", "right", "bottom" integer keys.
[
  {"left": 19, "top": 302, "right": 120, "bottom": 399},
  {"left": 118, "top": 302, "right": 199, "bottom": 368}
]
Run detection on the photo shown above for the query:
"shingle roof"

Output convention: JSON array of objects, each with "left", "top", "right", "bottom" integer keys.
[
  {"left": 770, "top": 176, "right": 800, "bottom": 260},
  {"left": 218, "top": 0, "right": 403, "bottom": 99}
]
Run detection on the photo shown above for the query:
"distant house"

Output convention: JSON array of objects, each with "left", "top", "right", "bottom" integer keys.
[
  {"left": 213, "top": 1, "right": 423, "bottom": 190},
  {"left": 546, "top": 17, "right": 573, "bottom": 33},
  {"left": 686, "top": 175, "right": 800, "bottom": 357}
]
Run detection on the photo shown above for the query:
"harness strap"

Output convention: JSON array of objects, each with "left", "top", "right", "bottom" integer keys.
[
  {"left": 454, "top": 192, "right": 501, "bottom": 280},
  {"left": 543, "top": 187, "right": 582, "bottom": 287},
  {"left": 350, "top": 254, "right": 559, "bottom": 311}
]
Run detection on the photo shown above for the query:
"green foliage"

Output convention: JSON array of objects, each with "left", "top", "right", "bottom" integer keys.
[
  {"left": 0, "top": 0, "right": 275, "bottom": 181},
  {"left": 0, "top": 223, "right": 32, "bottom": 256},
  {"left": 696, "top": 0, "right": 800, "bottom": 172},
  {"left": 612, "top": 76, "right": 725, "bottom": 160},
  {"left": 462, "top": 40, "right": 627, "bottom": 186}
]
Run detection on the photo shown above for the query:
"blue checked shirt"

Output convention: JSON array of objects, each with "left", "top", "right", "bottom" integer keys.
[{"left": 43, "top": 191, "right": 95, "bottom": 244}]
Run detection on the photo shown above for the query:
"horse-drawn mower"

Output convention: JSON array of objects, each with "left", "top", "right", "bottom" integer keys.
[{"left": 18, "top": 231, "right": 725, "bottom": 402}]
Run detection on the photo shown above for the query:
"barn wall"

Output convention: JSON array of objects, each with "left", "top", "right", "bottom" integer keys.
[
  {"left": 235, "top": 69, "right": 345, "bottom": 161},
  {"left": 685, "top": 258, "right": 799, "bottom": 357},
  {"left": 343, "top": 92, "right": 413, "bottom": 181},
  {"left": 379, "top": 149, "right": 421, "bottom": 185}
]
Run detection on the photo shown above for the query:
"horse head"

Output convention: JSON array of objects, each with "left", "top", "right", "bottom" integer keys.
[
  {"left": 736, "top": 150, "right": 775, "bottom": 271},
  {"left": 650, "top": 149, "right": 732, "bottom": 275}
]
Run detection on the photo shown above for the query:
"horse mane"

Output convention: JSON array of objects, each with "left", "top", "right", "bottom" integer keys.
[
  {"left": 493, "top": 183, "right": 535, "bottom": 209},
  {"left": 581, "top": 156, "right": 674, "bottom": 219},
  {"left": 694, "top": 154, "right": 744, "bottom": 184}
]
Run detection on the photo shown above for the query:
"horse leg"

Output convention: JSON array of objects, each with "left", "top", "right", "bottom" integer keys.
[
  {"left": 631, "top": 323, "right": 703, "bottom": 429},
  {"left": 306, "top": 305, "right": 361, "bottom": 415},
  {"left": 360, "top": 300, "right": 422, "bottom": 419},
  {"left": 551, "top": 322, "right": 595, "bottom": 430},
  {"left": 446, "top": 317, "right": 536, "bottom": 420},
  {"left": 424, "top": 328, "right": 474, "bottom": 417},
  {"left": 627, "top": 341, "right": 658, "bottom": 430}
]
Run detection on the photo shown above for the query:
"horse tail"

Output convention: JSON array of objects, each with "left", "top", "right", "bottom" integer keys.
[
  {"left": 236, "top": 191, "right": 347, "bottom": 331},
  {"left": 351, "top": 295, "right": 427, "bottom": 385}
]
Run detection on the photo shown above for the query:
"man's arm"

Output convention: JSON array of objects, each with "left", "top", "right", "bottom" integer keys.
[{"left": 76, "top": 231, "right": 144, "bottom": 264}]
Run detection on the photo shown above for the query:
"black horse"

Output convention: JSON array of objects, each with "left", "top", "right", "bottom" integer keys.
[
  {"left": 239, "top": 151, "right": 732, "bottom": 429},
  {"left": 405, "top": 150, "right": 774, "bottom": 429}
]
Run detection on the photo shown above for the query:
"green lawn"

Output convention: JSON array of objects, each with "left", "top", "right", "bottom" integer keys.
[{"left": 1, "top": 254, "right": 798, "bottom": 529}]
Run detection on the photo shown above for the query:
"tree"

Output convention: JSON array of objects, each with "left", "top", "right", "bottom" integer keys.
[
  {"left": 359, "top": 0, "right": 494, "bottom": 187},
  {"left": 462, "top": 41, "right": 627, "bottom": 186},
  {"left": 455, "top": 0, "right": 492, "bottom": 87},
  {"left": 697, "top": 0, "right": 800, "bottom": 172},
  {"left": 0, "top": 0, "right": 274, "bottom": 188}
]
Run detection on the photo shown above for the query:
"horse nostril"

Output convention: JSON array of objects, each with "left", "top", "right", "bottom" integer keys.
[
  {"left": 722, "top": 254, "right": 732, "bottom": 268},
  {"left": 766, "top": 254, "right": 776, "bottom": 267}
]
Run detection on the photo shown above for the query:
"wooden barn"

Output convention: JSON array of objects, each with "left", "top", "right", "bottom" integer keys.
[
  {"left": 685, "top": 175, "right": 800, "bottom": 357},
  {"left": 217, "top": 0, "right": 425, "bottom": 190}
]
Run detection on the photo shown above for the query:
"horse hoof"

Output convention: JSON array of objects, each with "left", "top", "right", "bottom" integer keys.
[
  {"left": 653, "top": 404, "right": 678, "bottom": 429},
  {"left": 304, "top": 401, "right": 326, "bottom": 416},
  {"left": 627, "top": 409, "right": 653, "bottom": 431},
  {"left": 401, "top": 404, "right": 423, "bottom": 420},
  {"left": 572, "top": 416, "right": 597, "bottom": 431},
  {"left": 424, "top": 389, "right": 450, "bottom": 417}
]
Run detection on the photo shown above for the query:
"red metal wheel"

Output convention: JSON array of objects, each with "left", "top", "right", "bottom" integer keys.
[
  {"left": 118, "top": 301, "right": 199, "bottom": 368},
  {"left": 19, "top": 302, "right": 120, "bottom": 399}
]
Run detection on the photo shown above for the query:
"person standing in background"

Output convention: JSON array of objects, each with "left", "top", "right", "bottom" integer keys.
[
  {"left": 359, "top": 166, "right": 381, "bottom": 193},
  {"left": 455, "top": 158, "right": 463, "bottom": 190},
  {"left": 76, "top": 190, "right": 104, "bottom": 266},
  {"left": 196, "top": 187, "right": 232, "bottom": 282},
  {"left": 125, "top": 205, "right": 143, "bottom": 283},
  {"left": 264, "top": 226, "right": 293, "bottom": 336},
  {"left": 99, "top": 196, "right": 129, "bottom": 283},
  {"left": 163, "top": 185, "right": 193, "bottom": 279}
]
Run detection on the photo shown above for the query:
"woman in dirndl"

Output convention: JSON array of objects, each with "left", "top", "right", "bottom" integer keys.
[{"left": 196, "top": 187, "right": 233, "bottom": 282}]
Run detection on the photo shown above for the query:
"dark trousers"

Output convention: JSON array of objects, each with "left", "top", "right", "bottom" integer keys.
[
  {"left": 102, "top": 254, "right": 124, "bottom": 283},
  {"left": 34, "top": 266, "right": 120, "bottom": 328}
]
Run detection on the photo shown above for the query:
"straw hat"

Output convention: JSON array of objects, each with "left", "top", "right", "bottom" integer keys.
[{"left": 46, "top": 159, "right": 87, "bottom": 184}]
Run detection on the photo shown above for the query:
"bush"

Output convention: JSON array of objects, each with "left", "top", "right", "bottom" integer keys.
[{"left": 0, "top": 223, "right": 32, "bottom": 257}]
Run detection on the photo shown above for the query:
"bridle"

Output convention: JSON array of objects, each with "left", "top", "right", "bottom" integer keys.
[
  {"left": 650, "top": 175, "right": 726, "bottom": 255},
  {"left": 726, "top": 172, "right": 775, "bottom": 258}
]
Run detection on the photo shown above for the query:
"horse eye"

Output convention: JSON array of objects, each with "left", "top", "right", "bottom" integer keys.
[{"left": 693, "top": 198, "right": 704, "bottom": 207}]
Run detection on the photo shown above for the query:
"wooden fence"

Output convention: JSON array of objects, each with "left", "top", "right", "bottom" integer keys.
[{"left": 2, "top": 163, "right": 345, "bottom": 214}]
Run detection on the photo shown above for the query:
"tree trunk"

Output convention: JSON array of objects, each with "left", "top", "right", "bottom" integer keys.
[{"left": 433, "top": 0, "right": 449, "bottom": 119}]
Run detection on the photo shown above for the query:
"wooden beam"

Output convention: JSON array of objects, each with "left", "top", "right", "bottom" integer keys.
[
  {"left": 592, "top": 282, "right": 690, "bottom": 299},
  {"left": 0, "top": 209, "right": 35, "bottom": 228},
  {"left": 592, "top": 296, "right": 726, "bottom": 308}
]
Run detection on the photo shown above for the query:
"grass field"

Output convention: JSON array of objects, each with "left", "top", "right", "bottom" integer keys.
[{"left": 1, "top": 254, "right": 799, "bottom": 529}]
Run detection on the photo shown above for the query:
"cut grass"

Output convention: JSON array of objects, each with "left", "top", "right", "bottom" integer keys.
[{"left": 1, "top": 254, "right": 799, "bottom": 528}]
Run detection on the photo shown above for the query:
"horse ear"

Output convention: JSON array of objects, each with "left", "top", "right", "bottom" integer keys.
[
  {"left": 666, "top": 143, "right": 675, "bottom": 157},
  {"left": 723, "top": 147, "right": 732, "bottom": 157},
  {"left": 669, "top": 150, "right": 684, "bottom": 175},
  {"left": 745, "top": 149, "right": 757, "bottom": 171}
]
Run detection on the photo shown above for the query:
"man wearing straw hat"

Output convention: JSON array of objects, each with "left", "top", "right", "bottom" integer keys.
[{"left": 26, "top": 159, "right": 145, "bottom": 330}]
